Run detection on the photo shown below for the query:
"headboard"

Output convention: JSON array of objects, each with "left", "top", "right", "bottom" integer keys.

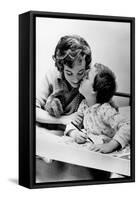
[{"left": 113, "top": 92, "right": 131, "bottom": 107}]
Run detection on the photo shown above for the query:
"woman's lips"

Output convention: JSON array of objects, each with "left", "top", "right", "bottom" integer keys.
[{"left": 71, "top": 82, "right": 79, "bottom": 86}]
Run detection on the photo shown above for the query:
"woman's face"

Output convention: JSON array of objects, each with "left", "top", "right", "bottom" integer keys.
[
  {"left": 79, "top": 67, "right": 97, "bottom": 98},
  {"left": 63, "top": 58, "right": 86, "bottom": 88}
]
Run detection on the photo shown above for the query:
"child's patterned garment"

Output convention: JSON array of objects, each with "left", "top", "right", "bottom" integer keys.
[{"left": 65, "top": 99, "right": 130, "bottom": 148}]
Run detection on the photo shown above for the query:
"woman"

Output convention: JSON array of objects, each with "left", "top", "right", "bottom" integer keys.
[
  {"left": 36, "top": 35, "right": 91, "bottom": 128},
  {"left": 36, "top": 35, "right": 110, "bottom": 182}
]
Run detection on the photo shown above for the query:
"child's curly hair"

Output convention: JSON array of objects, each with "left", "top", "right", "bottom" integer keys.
[
  {"left": 93, "top": 63, "right": 117, "bottom": 104},
  {"left": 53, "top": 35, "right": 92, "bottom": 72}
]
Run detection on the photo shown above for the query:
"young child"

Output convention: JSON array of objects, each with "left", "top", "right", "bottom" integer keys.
[{"left": 65, "top": 63, "right": 130, "bottom": 153}]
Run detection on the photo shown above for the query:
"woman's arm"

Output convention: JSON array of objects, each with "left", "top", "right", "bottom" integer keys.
[
  {"left": 36, "top": 107, "right": 62, "bottom": 124},
  {"left": 36, "top": 107, "right": 84, "bottom": 125},
  {"left": 36, "top": 70, "right": 63, "bottom": 121}
]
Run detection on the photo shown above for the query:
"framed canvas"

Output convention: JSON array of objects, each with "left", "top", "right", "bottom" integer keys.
[{"left": 19, "top": 11, "right": 135, "bottom": 189}]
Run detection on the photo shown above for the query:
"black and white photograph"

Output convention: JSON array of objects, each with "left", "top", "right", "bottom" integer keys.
[{"left": 35, "top": 12, "right": 134, "bottom": 186}]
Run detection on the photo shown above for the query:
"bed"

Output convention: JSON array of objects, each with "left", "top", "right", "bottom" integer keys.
[{"left": 36, "top": 105, "right": 130, "bottom": 183}]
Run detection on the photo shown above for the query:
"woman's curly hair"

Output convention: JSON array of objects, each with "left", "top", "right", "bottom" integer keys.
[
  {"left": 93, "top": 63, "right": 117, "bottom": 104},
  {"left": 53, "top": 35, "right": 92, "bottom": 72}
]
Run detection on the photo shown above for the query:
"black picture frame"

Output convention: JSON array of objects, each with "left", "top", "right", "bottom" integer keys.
[{"left": 19, "top": 10, "right": 135, "bottom": 189}]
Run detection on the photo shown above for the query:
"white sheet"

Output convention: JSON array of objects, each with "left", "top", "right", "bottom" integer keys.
[
  {"left": 36, "top": 106, "right": 131, "bottom": 176},
  {"left": 36, "top": 125, "right": 130, "bottom": 176}
]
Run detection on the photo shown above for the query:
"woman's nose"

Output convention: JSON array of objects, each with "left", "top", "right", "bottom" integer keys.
[{"left": 72, "top": 76, "right": 80, "bottom": 83}]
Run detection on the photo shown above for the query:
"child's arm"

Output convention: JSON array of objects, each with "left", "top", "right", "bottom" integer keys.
[
  {"left": 89, "top": 104, "right": 130, "bottom": 154},
  {"left": 64, "top": 99, "right": 87, "bottom": 131},
  {"left": 64, "top": 100, "right": 88, "bottom": 143},
  {"left": 101, "top": 104, "right": 130, "bottom": 150}
]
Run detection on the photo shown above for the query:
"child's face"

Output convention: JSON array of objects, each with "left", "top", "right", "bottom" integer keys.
[
  {"left": 63, "top": 57, "right": 87, "bottom": 88},
  {"left": 79, "top": 67, "right": 97, "bottom": 98}
]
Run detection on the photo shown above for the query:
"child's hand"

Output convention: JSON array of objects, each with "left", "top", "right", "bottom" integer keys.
[
  {"left": 70, "top": 130, "right": 87, "bottom": 144},
  {"left": 89, "top": 139, "right": 120, "bottom": 153}
]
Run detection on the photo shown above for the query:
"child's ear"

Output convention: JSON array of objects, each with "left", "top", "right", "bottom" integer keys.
[
  {"left": 83, "top": 69, "right": 90, "bottom": 80},
  {"left": 84, "top": 69, "right": 90, "bottom": 76}
]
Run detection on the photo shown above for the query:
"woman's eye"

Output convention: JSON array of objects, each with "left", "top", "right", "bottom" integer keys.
[
  {"left": 66, "top": 73, "right": 72, "bottom": 76},
  {"left": 78, "top": 71, "right": 84, "bottom": 76}
]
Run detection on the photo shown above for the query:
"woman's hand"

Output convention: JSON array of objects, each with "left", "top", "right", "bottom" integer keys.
[
  {"left": 60, "top": 112, "right": 83, "bottom": 126},
  {"left": 89, "top": 140, "right": 120, "bottom": 153},
  {"left": 44, "top": 97, "right": 63, "bottom": 118},
  {"left": 69, "top": 130, "right": 87, "bottom": 144}
]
